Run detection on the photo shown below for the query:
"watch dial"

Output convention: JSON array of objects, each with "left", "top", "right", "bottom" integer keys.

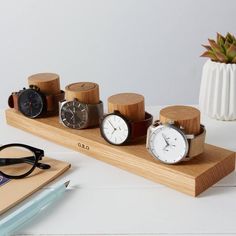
[
  {"left": 60, "top": 101, "right": 88, "bottom": 129},
  {"left": 148, "top": 125, "right": 188, "bottom": 164},
  {"left": 18, "top": 89, "right": 44, "bottom": 118},
  {"left": 101, "top": 114, "right": 129, "bottom": 145}
]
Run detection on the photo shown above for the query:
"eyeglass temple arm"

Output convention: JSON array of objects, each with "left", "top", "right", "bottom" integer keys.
[{"left": 0, "top": 156, "right": 50, "bottom": 170}]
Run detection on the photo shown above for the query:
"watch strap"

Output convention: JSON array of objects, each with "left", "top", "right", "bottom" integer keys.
[
  {"left": 45, "top": 90, "right": 65, "bottom": 112},
  {"left": 186, "top": 125, "right": 206, "bottom": 159},
  {"left": 8, "top": 92, "right": 19, "bottom": 110},
  {"left": 130, "top": 112, "right": 153, "bottom": 139},
  {"left": 86, "top": 101, "right": 104, "bottom": 127}
]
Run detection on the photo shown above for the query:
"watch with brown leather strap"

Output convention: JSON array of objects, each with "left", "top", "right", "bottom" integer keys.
[
  {"left": 100, "top": 110, "right": 153, "bottom": 145},
  {"left": 8, "top": 85, "right": 65, "bottom": 118},
  {"left": 146, "top": 120, "right": 206, "bottom": 164}
]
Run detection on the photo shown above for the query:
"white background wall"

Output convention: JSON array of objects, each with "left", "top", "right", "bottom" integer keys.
[{"left": 0, "top": 0, "right": 235, "bottom": 109}]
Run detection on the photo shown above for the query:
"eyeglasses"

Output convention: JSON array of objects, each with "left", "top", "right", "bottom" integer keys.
[{"left": 0, "top": 143, "right": 51, "bottom": 179}]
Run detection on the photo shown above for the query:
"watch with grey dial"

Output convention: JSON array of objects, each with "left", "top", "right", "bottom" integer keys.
[
  {"left": 8, "top": 85, "right": 65, "bottom": 118},
  {"left": 59, "top": 99, "right": 103, "bottom": 129},
  {"left": 146, "top": 120, "right": 206, "bottom": 164}
]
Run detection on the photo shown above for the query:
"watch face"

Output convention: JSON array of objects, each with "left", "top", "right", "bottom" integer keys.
[
  {"left": 18, "top": 89, "right": 45, "bottom": 118},
  {"left": 60, "top": 100, "right": 88, "bottom": 129},
  {"left": 101, "top": 113, "right": 130, "bottom": 145},
  {"left": 148, "top": 124, "right": 188, "bottom": 164}
]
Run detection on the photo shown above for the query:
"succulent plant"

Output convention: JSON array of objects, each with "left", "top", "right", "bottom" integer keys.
[{"left": 201, "top": 32, "right": 236, "bottom": 63}]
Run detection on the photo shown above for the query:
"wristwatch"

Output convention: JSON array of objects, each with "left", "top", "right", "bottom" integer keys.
[
  {"left": 146, "top": 120, "right": 206, "bottom": 164},
  {"left": 59, "top": 99, "right": 104, "bottom": 129},
  {"left": 100, "top": 110, "right": 153, "bottom": 145},
  {"left": 8, "top": 85, "right": 65, "bottom": 118}
]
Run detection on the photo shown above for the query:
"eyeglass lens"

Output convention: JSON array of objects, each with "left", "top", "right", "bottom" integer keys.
[{"left": 0, "top": 146, "right": 36, "bottom": 177}]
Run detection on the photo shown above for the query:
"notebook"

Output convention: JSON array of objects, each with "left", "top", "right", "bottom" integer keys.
[{"left": 0, "top": 156, "right": 71, "bottom": 215}]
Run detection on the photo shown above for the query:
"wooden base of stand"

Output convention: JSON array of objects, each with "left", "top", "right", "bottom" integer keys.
[{"left": 5, "top": 109, "right": 235, "bottom": 197}]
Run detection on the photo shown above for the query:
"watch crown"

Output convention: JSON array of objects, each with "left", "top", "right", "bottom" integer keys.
[
  {"left": 168, "top": 120, "right": 175, "bottom": 125},
  {"left": 29, "top": 85, "right": 40, "bottom": 91}
]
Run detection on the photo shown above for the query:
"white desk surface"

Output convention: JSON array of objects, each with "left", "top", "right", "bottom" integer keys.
[{"left": 0, "top": 106, "right": 236, "bottom": 236}]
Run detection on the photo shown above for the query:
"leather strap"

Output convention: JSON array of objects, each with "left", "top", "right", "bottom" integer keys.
[
  {"left": 185, "top": 125, "right": 206, "bottom": 159},
  {"left": 8, "top": 92, "right": 19, "bottom": 110},
  {"left": 8, "top": 90, "right": 65, "bottom": 114},
  {"left": 45, "top": 91, "right": 65, "bottom": 112},
  {"left": 86, "top": 101, "right": 104, "bottom": 127},
  {"left": 130, "top": 112, "right": 153, "bottom": 139}
]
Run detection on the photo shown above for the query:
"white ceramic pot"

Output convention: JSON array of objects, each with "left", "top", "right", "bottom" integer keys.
[{"left": 199, "top": 59, "right": 236, "bottom": 120}]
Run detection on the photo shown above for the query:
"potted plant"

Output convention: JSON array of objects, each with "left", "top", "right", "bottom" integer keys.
[{"left": 199, "top": 32, "right": 236, "bottom": 120}]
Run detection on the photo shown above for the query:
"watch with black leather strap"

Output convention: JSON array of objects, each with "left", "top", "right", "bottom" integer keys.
[
  {"left": 59, "top": 98, "right": 104, "bottom": 129},
  {"left": 146, "top": 120, "right": 206, "bottom": 164},
  {"left": 100, "top": 110, "right": 153, "bottom": 145},
  {"left": 8, "top": 85, "right": 65, "bottom": 118}
]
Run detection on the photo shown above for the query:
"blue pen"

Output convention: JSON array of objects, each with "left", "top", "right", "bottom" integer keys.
[{"left": 0, "top": 181, "right": 70, "bottom": 236}]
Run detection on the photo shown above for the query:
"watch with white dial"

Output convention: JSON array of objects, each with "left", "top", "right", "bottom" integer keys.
[
  {"left": 100, "top": 110, "right": 153, "bottom": 145},
  {"left": 146, "top": 120, "right": 206, "bottom": 164},
  {"left": 59, "top": 99, "right": 103, "bottom": 129}
]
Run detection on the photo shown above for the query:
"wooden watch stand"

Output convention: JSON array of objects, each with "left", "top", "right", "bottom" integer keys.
[
  {"left": 5, "top": 102, "right": 235, "bottom": 196},
  {"left": 160, "top": 105, "right": 201, "bottom": 135},
  {"left": 28, "top": 73, "right": 61, "bottom": 95},
  {"left": 65, "top": 82, "right": 100, "bottom": 104},
  {"left": 108, "top": 93, "right": 145, "bottom": 122}
]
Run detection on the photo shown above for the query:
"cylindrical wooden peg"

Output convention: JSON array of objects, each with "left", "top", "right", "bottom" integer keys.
[
  {"left": 108, "top": 93, "right": 145, "bottom": 121},
  {"left": 28, "top": 73, "right": 61, "bottom": 95},
  {"left": 65, "top": 82, "right": 100, "bottom": 104},
  {"left": 160, "top": 105, "right": 201, "bottom": 135}
]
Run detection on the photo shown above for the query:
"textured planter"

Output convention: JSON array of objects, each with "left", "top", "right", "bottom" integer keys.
[{"left": 199, "top": 60, "right": 236, "bottom": 120}]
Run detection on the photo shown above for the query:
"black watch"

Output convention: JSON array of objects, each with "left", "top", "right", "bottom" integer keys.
[{"left": 8, "top": 85, "right": 65, "bottom": 118}]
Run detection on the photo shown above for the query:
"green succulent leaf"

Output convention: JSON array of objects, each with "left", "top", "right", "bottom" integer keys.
[
  {"left": 224, "top": 41, "right": 231, "bottom": 50},
  {"left": 201, "top": 44, "right": 212, "bottom": 50},
  {"left": 226, "top": 32, "right": 234, "bottom": 43},
  {"left": 200, "top": 50, "right": 218, "bottom": 61},
  {"left": 201, "top": 32, "right": 236, "bottom": 63},
  {"left": 226, "top": 44, "right": 236, "bottom": 61},
  {"left": 217, "top": 32, "right": 225, "bottom": 46},
  {"left": 232, "top": 56, "right": 236, "bottom": 63},
  {"left": 208, "top": 39, "right": 224, "bottom": 54},
  {"left": 215, "top": 51, "right": 228, "bottom": 63}
]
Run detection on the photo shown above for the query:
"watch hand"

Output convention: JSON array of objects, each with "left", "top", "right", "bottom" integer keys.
[
  {"left": 162, "top": 133, "right": 169, "bottom": 146},
  {"left": 108, "top": 120, "right": 116, "bottom": 130},
  {"left": 68, "top": 109, "right": 74, "bottom": 115},
  {"left": 163, "top": 143, "right": 169, "bottom": 151},
  {"left": 29, "top": 102, "right": 33, "bottom": 115}
]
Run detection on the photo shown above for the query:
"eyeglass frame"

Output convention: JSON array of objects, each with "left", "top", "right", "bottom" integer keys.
[{"left": 0, "top": 143, "right": 50, "bottom": 179}]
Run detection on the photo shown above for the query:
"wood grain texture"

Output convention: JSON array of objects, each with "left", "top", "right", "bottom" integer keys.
[
  {"left": 0, "top": 155, "right": 70, "bottom": 215},
  {"left": 160, "top": 105, "right": 201, "bottom": 135},
  {"left": 108, "top": 93, "right": 145, "bottom": 121},
  {"left": 5, "top": 108, "right": 235, "bottom": 197},
  {"left": 65, "top": 82, "right": 100, "bottom": 104},
  {"left": 28, "top": 73, "right": 61, "bottom": 95}
]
